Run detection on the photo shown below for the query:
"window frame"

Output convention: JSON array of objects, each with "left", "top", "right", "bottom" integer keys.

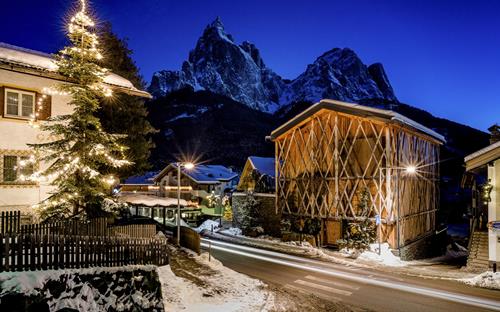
[
  {"left": 3, "top": 88, "right": 36, "bottom": 120},
  {"left": 1, "top": 154, "right": 35, "bottom": 185}
]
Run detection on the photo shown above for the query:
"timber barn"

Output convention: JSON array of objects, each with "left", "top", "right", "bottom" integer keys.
[{"left": 269, "top": 99, "right": 445, "bottom": 259}]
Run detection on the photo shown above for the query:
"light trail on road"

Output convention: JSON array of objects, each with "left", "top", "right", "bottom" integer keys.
[{"left": 201, "top": 238, "right": 500, "bottom": 311}]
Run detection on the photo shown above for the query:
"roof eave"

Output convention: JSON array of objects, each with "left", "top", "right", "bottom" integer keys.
[
  {"left": 270, "top": 99, "right": 445, "bottom": 144},
  {"left": 0, "top": 60, "right": 152, "bottom": 99}
]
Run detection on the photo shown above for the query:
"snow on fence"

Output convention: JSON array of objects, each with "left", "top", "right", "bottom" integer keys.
[{"left": 0, "top": 233, "right": 168, "bottom": 272}]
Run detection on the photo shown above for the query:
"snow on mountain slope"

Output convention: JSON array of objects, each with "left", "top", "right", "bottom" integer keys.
[{"left": 149, "top": 18, "right": 397, "bottom": 113}]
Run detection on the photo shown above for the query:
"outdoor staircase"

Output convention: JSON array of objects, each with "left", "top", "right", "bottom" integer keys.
[{"left": 466, "top": 231, "right": 489, "bottom": 272}]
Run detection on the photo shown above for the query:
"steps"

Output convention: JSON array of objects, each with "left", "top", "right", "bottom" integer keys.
[{"left": 466, "top": 231, "right": 490, "bottom": 272}]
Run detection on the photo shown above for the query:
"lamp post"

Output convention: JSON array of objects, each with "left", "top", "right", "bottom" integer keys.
[{"left": 177, "top": 162, "right": 194, "bottom": 246}]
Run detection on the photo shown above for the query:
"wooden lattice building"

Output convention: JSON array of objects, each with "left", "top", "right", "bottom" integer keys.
[{"left": 269, "top": 100, "right": 445, "bottom": 258}]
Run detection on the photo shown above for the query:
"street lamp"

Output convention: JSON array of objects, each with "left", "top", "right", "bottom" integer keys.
[{"left": 177, "top": 162, "right": 195, "bottom": 246}]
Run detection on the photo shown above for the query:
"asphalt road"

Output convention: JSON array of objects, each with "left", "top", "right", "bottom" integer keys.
[{"left": 201, "top": 238, "right": 500, "bottom": 312}]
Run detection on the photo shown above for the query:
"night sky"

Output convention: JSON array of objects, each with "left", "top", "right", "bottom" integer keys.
[{"left": 1, "top": 0, "right": 499, "bottom": 131}]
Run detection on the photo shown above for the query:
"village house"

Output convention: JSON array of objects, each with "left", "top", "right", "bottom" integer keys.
[
  {"left": 464, "top": 125, "right": 500, "bottom": 272},
  {"left": 236, "top": 156, "right": 275, "bottom": 193},
  {"left": 269, "top": 99, "right": 445, "bottom": 259},
  {"left": 232, "top": 156, "right": 280, "bottom": 236},
  {"left": 154, "top": 163, "right": 238, "bottom": 202},
  {"left": 0, "top": 42, "right": 150, "bottom": 214}
]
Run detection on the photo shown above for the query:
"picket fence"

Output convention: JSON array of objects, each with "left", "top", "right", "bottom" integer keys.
[
  {"left": 0, "top": 211, "right": 21, "bottom": 234},
  {"left": 0, "top": 233, "right": 168, "bottom": 272}
]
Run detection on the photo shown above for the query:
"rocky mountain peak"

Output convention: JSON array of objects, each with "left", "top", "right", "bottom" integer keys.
[{"left": 149, "top": 18, "right": 398, "bottom": 112}]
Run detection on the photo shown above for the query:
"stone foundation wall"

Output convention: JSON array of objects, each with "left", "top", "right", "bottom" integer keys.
[
  {"left": 232, "top": 192, "right": 281, "bottom": 237},
  {"left": 398, "top": 231, "right": 446, "bottom": 260}
]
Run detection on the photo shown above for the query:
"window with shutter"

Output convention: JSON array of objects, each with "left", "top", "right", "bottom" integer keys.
[{"left": 3, "top": 88, "right": 35, "bottom": 119}]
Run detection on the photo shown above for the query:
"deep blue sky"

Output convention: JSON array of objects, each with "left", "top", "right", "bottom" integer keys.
[{"left": 1, "top": 0, "right": 499, "bottom": 131}]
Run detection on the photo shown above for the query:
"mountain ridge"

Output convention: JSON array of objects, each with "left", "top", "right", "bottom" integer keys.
[{"left": 148, "top": 18, "right": 398, "bottom": 112}]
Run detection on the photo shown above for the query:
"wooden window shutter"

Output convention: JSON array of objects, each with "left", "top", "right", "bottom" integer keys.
[
  {"left": 0, "top": 86, "right": 4, "bottom": 117},
  {"left": 35, "top": 92, "right": 52, "bottom": 120}
]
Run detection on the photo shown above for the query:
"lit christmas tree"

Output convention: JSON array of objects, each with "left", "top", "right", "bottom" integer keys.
[{"left": 28, "top": 0, "right": 131, "bottom": 220}]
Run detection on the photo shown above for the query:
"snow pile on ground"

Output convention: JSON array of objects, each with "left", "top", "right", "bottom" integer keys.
[
  {"left": 357, "top": 243, "right": 407, "bottom": 267},
  {"left": 157, "top": 253, "right": 271, "bottom": 311},
  {"left": 461, "top": 271, "right": 500, "bottom": 290},
  {"left": 194, "top": 219, "right": 220, "bottom": 233},
  {"left": 220, "top": 227, "right": 242, "bottom": 236}
]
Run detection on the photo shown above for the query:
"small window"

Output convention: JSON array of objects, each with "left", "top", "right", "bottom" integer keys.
[
  {"left": 4, "top": 88, "right": 35, "bottom": 119},
  {"left": 3, "top": 156, "right": 17, "bottom": 182},
  {"left": 2, "top": 155, "right": 34, "bottom": 183}
]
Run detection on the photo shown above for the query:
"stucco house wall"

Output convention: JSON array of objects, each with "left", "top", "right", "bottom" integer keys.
[{"left": 0, "top": 69, "right": 72, "bottom": 212}]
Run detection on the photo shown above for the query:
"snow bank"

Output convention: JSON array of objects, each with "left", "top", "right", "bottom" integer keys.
[
  {"left": 357, "top": 243, "right": 407, "bottom": 267},
  {"left": 461, "top": 271, "right": 500, "bottom": 290},
  {"left": 220, "top": 227, "right": 242, "bottom": 236},
  {"left": 194, "top": 219, "right": 220, "bottom": 233},
  {"left": 157, "top": 254, "right": 269, "bottom": 311}
]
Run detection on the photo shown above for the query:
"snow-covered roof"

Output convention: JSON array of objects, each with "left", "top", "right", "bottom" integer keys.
[
  {"left": 464, "top": 140, "right": 500, "bottom": 171},
  {"left": 0, "top": 42, "right": 151, "bottom": 98},
  {"left": 269, "top": 99, "right": 446, "bottom": 143},
  {"left": 248, "top": 156, "right": 275, "bottom": 178},
  {"left": 155, "top": 163, "right": 238, "bottom": 184},
  {"left": 117, "top": 193, "right": 188, "bottom": 207},
  {"left": 123, "top": 171, "right": 159, "bottom": 185}
]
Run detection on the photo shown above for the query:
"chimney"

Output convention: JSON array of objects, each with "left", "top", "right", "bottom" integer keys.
[{"left": 488, "top": 124, "right": 500, "bottom": 144}]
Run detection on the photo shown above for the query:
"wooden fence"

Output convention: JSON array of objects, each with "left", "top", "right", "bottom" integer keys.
[
  {"left": 0, "top": 233, "right": 168, "bottom": 272},
  {"left": 179, "top": 226, "right": 201, "bottom": 254},
  {"left": 1, "top": 211, "right": 21, "bottom": 234},
  {"left": 110, "top": 224, "right": 157, "bottom": 238},
  {"left": 19, "top": 217, "right": 109, "bottom": 237}
]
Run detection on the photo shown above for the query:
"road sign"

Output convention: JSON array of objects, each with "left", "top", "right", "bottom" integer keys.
[{"left": 375, "top": 215, "right": 381, "bottom": 226}]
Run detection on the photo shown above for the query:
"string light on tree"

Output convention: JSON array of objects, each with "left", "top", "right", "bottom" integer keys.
[{"left": 27, "top": 0, "right": 131, "bottom": 220}]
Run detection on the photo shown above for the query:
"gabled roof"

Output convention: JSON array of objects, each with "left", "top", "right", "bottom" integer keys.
[
  {"left": 269, "top": 99, "right": 445, "bottom": 143},
  {"left": 154, "top": 163, "right": 238, "bottom": 184},
  {"left": 248, "top": 156, "right": 275, "bottom": 178},
  {"left": 464, "top": 141, "right": 500, "bottom": 171},
  {"left": 0, "top": 42, "right": 151, "bottom": 98}
]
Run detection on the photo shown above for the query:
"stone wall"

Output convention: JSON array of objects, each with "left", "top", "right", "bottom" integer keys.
[
  {"left": 0, "top": 265, "right": 163, "bottom": 311},
  {"left": 398, "top": 231, "right": 446, "bottom": 261},
  {"left": 232, "top": 192, "right": 281, "bottom": 237}
]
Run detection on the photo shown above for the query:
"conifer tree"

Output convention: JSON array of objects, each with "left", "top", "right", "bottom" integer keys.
[
  {"left": 29, "top": 0, "right": 130, "bottom": 219},
  {"left": 97, "top": 22, "right": 156, "bottom": 178}
]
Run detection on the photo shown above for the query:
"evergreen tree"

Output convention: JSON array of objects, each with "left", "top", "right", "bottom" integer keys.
[
  {"left": 29, "top": 0, "right": 130, "bottom": 219},
  {"left": 97, "top": 22, "right": 156, "bottom": 178}
]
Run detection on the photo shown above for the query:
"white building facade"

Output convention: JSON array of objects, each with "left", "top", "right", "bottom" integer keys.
[
  {"left": 465, "top": 135, "right": 500, "bottom": 272},
  {"left": 0, "top": 43, "right": 149, "bottom": 213}
]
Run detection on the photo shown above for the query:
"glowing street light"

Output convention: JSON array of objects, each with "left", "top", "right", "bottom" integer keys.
[
  {"left": 176, "top": 162, "right": 195, "bottom": 245},
  {"left": 405, "top": 165, "right": 417, "bottom": 174}
]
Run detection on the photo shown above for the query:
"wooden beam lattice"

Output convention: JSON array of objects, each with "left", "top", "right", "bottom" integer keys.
[{"left": 275, "top": 110, "right": 440, "bottom": 248}]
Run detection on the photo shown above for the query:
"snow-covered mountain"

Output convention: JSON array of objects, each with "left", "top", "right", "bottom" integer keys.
[{"left": 149, "top": 18, "right": 397, "bottom": 113}]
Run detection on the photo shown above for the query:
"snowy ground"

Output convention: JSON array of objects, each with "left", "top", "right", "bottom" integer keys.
[
  {"left": 461, "top": 271, "right": 500, "bottom": 290},
  {"left": 160, "top": 247, "right": 363, "bottom": 311}
]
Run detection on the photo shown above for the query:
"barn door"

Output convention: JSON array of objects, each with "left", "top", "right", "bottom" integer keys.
[{"left": 325, "top": 220, "right": 342, "bottom": 245}]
